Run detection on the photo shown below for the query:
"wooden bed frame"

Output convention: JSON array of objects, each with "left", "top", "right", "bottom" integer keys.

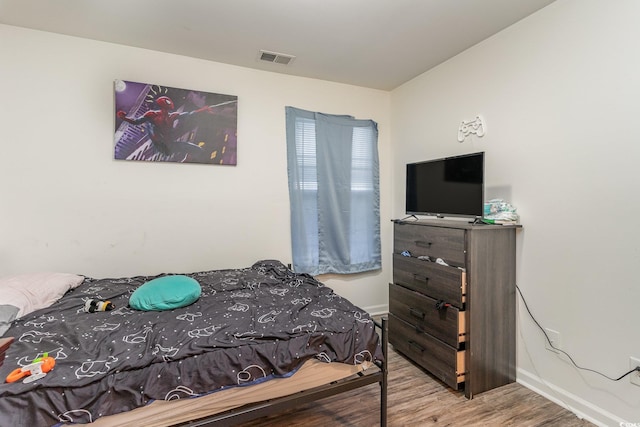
[{"left": 174, "top": 317, "right": 388, "bottom": 427}]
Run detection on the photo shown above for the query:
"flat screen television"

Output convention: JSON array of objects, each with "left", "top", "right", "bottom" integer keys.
[{"left": 405, "top": 152, "right": 484, "bottom": 218}]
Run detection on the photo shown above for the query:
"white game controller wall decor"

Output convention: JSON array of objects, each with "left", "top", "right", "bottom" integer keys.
[{"left": 458, "top": 115, "right": 485, "bottom": 142}]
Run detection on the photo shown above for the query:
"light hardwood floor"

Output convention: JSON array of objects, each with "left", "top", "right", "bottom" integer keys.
[{"left": 243, "top": 345, "right": 594, "bottom": 426}]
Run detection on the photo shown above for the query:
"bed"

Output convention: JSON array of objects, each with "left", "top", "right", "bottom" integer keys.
[{"left": 0, "top": 260, "right": 387, "bottom": 426}]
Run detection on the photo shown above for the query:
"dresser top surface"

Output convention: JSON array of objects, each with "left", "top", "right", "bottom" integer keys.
[{"left": 393, "top": 218, "right": 522, "bottom": 230}]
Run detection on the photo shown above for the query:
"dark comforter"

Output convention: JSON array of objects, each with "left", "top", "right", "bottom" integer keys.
[{"left": 0, "top": 260, "right": 382, "bottom": 426}]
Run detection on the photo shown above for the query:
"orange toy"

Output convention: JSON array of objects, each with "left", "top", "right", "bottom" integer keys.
[{"left": 6, "top": 356, "right": 55, "bottom": 383}]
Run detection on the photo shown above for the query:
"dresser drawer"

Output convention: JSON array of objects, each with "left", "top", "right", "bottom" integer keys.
[
  {"left": 394, "top": 223, "right": 466, "bottom": 266},
  {"left": 389, "top": 314, "right": 465, "bottom": 389},
  {"left": 393, "top": 254, "right": 466, "bottom": 307},
  {"left": 389, "top": 283, "right": 466, "bottom": 348}
]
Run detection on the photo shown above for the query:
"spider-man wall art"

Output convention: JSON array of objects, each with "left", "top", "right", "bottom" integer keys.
[{"left": 114, "top": 80, "right": 238, "bottom": 165}]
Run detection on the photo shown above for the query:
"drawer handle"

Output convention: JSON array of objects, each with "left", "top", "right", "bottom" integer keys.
[
  {"left": 413, "top": 273, "right": 429, "bottom": 283},
  {"left": 435, "top": 300, "right": 451, "bottom": 310},
  {"left": 409, "top": 307, "right": 425, "bottom": 319},
  {"left": 415, "top": 240, "right": 432, "bottom": 248},
  {"left": 408, "top": 340, "right": 424, "bottom": 353}
]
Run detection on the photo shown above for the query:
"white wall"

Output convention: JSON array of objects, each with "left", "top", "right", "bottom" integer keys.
[
  {"left": 391, "top": 0, "right": 640, "bottom": 424},
  {"left": 0, "top": 24, "right": 391, "bottom": 313}
]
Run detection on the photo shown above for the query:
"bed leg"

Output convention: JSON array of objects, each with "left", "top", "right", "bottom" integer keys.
[{"left": 380, "top": 316, "right": 388, "bottom": 427}]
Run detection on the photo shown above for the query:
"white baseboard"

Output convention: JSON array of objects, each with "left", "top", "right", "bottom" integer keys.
[
  {"left": 364, "top": 304, "right": 388, "bottom": 317},
  {"left": 517, "top": 368, "right": 626, "bottom": 427}
]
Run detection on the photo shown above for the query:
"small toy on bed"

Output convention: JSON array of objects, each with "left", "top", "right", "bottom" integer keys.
[
  {"left": 84, "top": 299, "right": 115, "bottom": 313},
  {"left": 6, "top": 353, "right": 56, "bottom": 384}
]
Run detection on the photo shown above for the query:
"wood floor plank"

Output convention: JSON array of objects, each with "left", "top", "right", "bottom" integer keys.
[{"left": 242, "top": 346, "right": 593, "bottom": 426}]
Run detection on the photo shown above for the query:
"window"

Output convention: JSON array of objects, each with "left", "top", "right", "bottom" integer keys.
[{"left": 285, "top": 107, "right": 381, "bottom": 275}]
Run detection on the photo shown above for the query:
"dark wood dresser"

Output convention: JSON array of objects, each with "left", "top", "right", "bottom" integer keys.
[
  {"left": 0, "top": 337, "right": 14, "bottom": 368},
  {"left": 389, "top": 219, "right": 519, "bottom": 398}
]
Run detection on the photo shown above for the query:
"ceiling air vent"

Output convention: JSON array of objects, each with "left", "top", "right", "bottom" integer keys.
[{"left": 258, "top": 50, "right": 295, "bottom": 65}]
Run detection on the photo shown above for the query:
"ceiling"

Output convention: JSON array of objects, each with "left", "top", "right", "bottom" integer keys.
[{"left": 0, "top": 0, "right": 556, "bottom": 90}]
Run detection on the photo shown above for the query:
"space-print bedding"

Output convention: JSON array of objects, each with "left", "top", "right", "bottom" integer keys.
[{"left": 0, "top": 260, "right": 383, "bottom": 426}]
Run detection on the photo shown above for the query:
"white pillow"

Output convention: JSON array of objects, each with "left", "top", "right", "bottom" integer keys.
[
  {"left": 0, "top": 272, "right": 84, "bottom": 319},
  {"left": 0, "top": 305, "right": 19, "bottom": 336}
]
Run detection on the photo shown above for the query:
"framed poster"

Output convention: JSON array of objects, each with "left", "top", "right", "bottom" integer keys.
[{"left": 114, "top": 80, "right": 237, "bottom": 165}]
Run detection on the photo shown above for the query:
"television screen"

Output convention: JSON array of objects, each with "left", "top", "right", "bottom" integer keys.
[{"left": 406, "top": 152, "right": 484, "bottom": 218}]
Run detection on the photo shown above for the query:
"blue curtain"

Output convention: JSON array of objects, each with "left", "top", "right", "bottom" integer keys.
[{"left": 286, "top": 106, "right": 381, "bottom": 275}]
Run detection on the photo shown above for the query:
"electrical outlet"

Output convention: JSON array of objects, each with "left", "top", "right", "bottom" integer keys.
[
  {"left": 630, "top": 357, "right": 640, "bottom": 387},
  {"left": 544, "top": 328, "right": 561, "bottom": 353}
]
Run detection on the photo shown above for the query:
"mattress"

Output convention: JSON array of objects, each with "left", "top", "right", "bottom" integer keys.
[{"left": 0, "top": 260, "right": 383, "bottom": 426}]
